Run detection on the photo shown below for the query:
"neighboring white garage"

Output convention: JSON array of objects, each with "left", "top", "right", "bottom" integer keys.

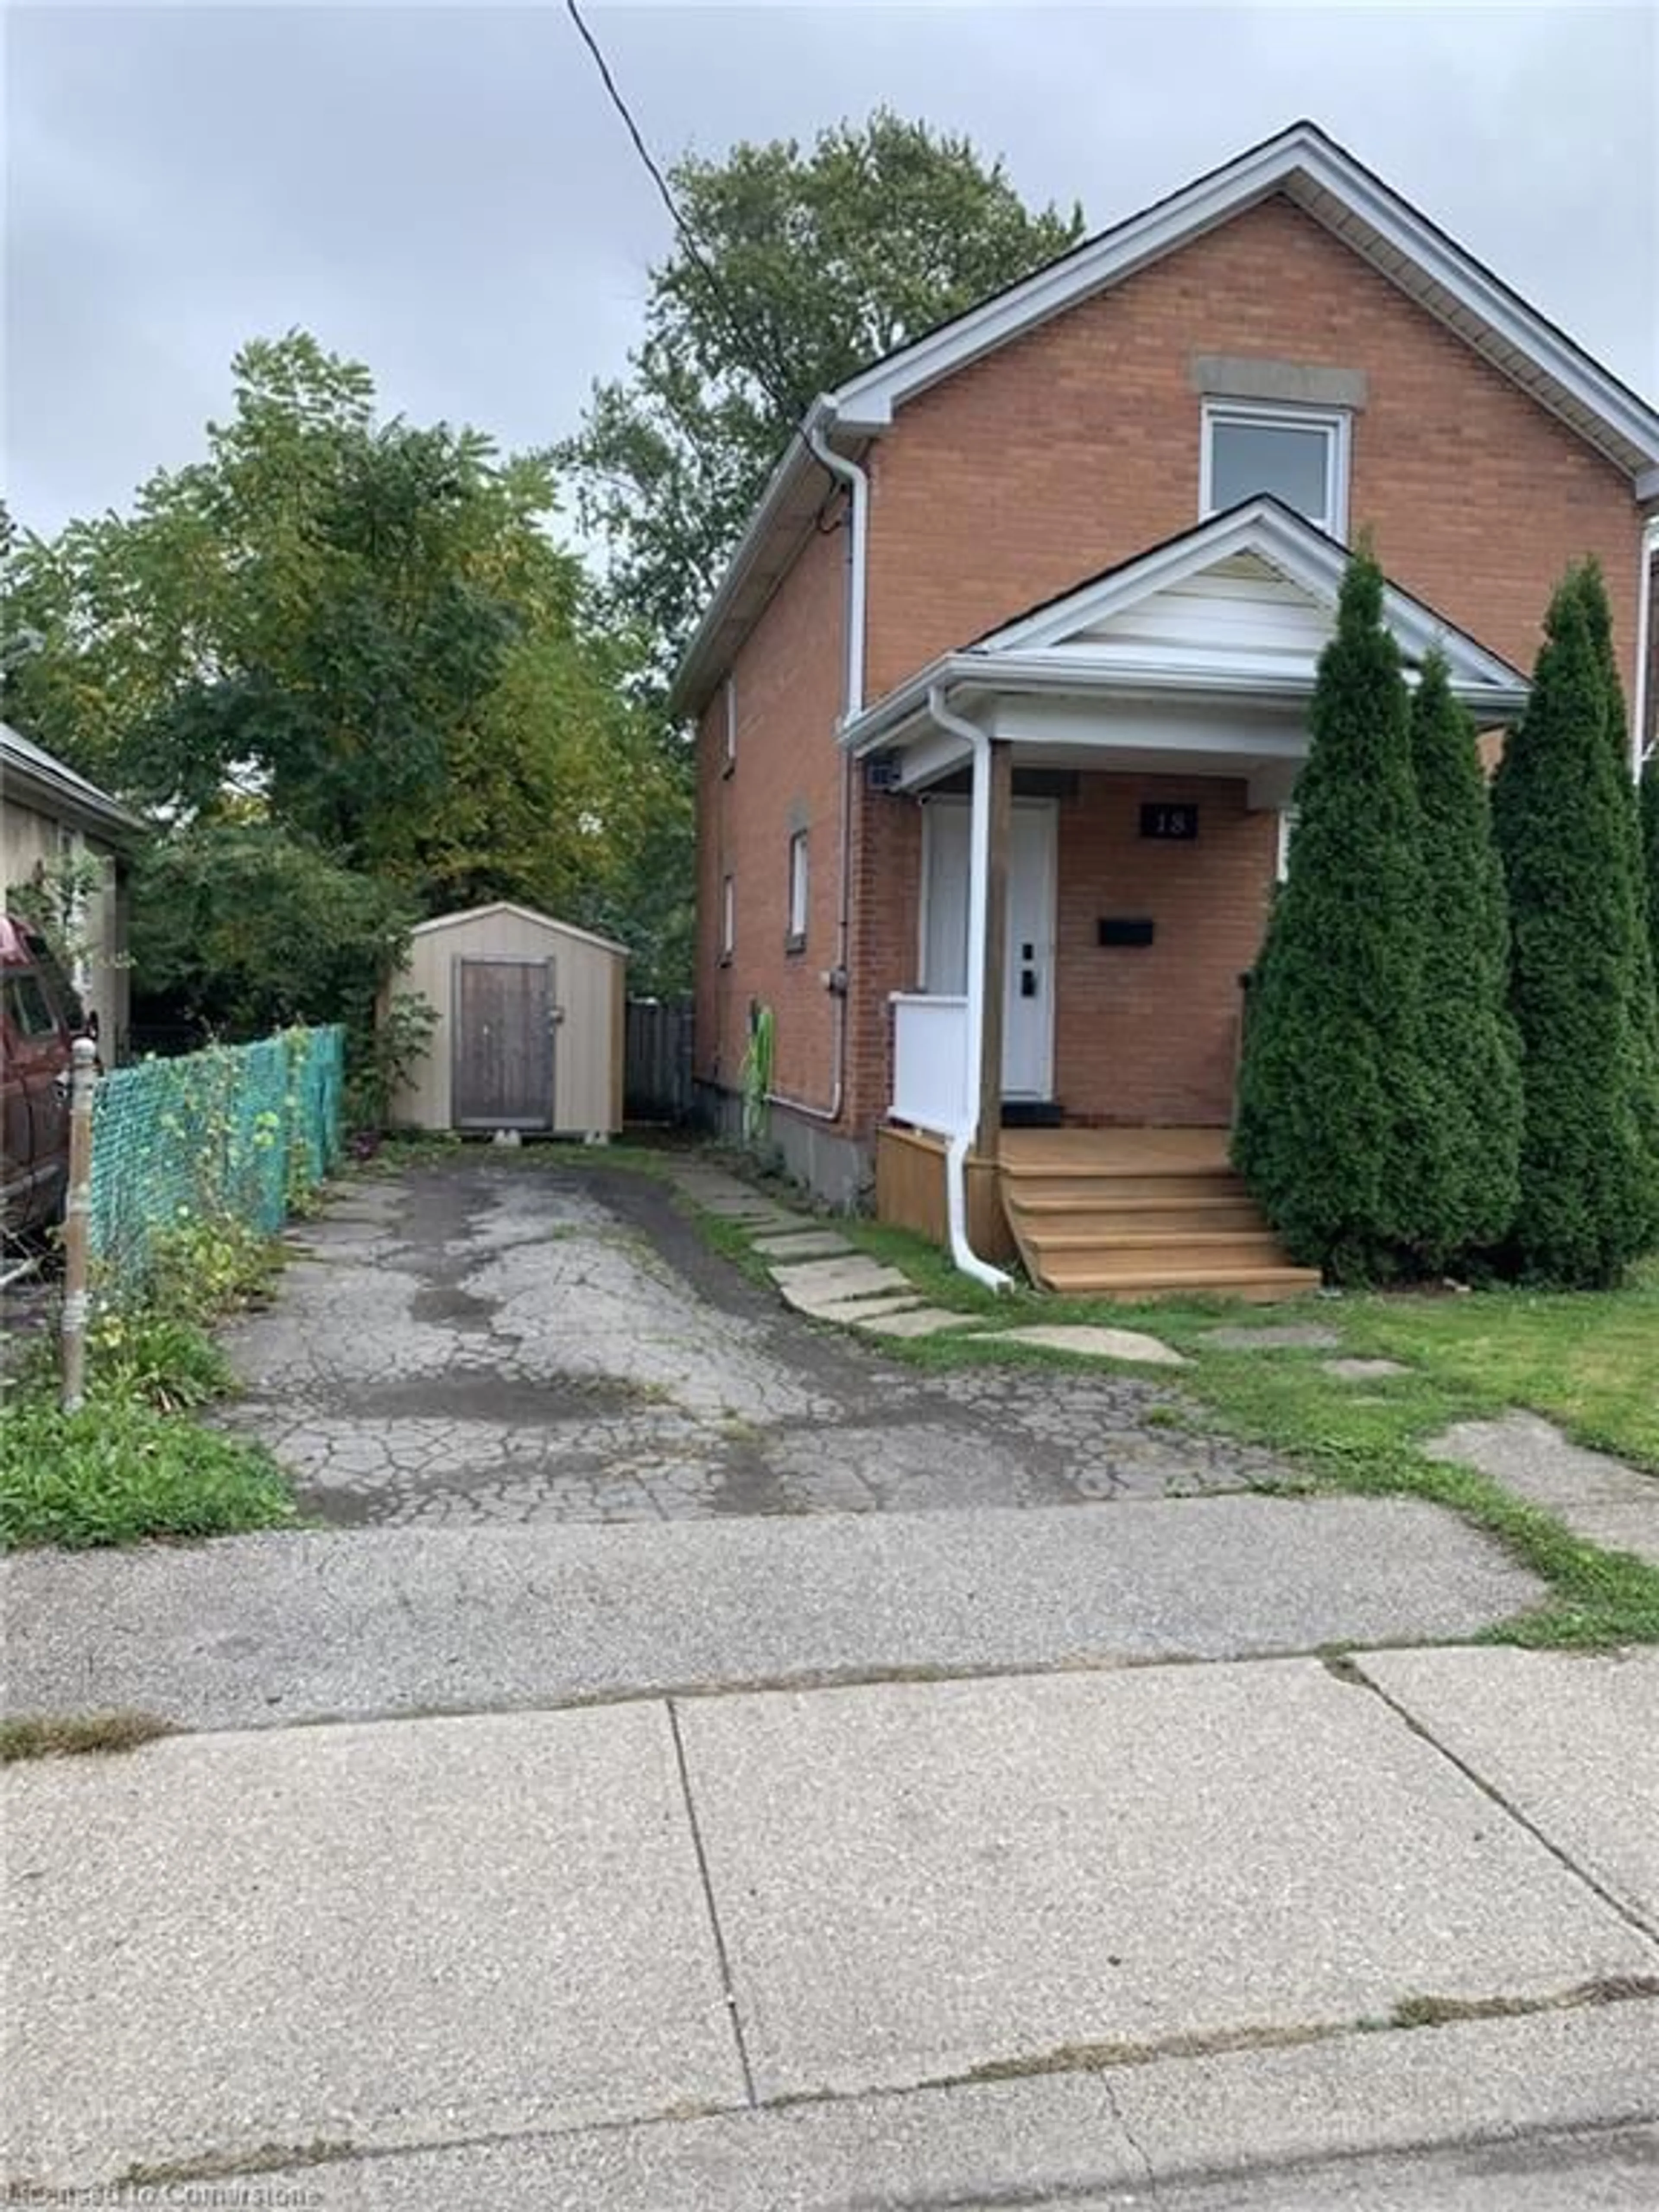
[{"left": 386, "top": 902, "right": 627, "bottom": 1137}]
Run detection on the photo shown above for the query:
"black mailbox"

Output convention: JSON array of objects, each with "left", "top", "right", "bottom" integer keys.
[{"left": 1098, "top": 917, "right": 1156, "bottom": 947}]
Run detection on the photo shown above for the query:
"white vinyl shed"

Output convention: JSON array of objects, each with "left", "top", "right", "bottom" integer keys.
[{"left": 385, "top": 902, "right": 627, "bottom": 1137}]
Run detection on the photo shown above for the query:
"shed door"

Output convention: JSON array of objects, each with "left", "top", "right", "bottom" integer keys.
[{"left": 453, "top": 957, "right": 555, "bottom": 1130}]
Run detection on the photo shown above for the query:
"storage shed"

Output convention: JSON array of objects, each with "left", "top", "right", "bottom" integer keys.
[{"left": 386, "top": 902, "right": 627, "bottom": 1137}]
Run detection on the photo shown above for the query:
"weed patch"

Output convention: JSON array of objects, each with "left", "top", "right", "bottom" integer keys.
[
  {"left": 0, "top": 1399, "right": 296, "bottom": 1550},
  {"left": 0, "top": 1710, "right": 176, "bottom": 1762}
]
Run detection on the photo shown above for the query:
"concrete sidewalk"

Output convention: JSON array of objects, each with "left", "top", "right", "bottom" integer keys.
[
  {"left": 5, "top": 1648, "right": 1656, "bottom": 2204},
  {"left": 0, "top": 1496, "right": 1541, "bottom": 1731}
]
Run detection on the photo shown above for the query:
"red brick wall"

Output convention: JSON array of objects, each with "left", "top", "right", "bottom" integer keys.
[
  {"left": 839, "top": 774, "right": 1275, "bottom": 1134},
  {"left": 694, "top": 514, "right": 849, "bottom": 1103},
  {"left": 864, "top": 194, "right": 1645, "bottom": 704},
  {"left": 1053, "top": 775, "right": 1274, "bottom": 1125}
]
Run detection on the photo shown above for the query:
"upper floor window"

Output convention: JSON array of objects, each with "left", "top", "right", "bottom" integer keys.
[{"left": 1201, "top": 401, "right": 1349, "bottom": 540}]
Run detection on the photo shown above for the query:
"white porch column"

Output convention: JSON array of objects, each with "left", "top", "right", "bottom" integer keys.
[{"left": 974, "top": 737, "right": 1013, "bottom": 1162}]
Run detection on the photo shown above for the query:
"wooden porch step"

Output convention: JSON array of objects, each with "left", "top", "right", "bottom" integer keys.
[
  {"left": 1005, "top": 1195, "right": 1266, "bottom": 1235},
  {"left": 995, "top": 1131, "right": 1318, "bottom": 1300},
  {"left": 1019, "top": 1230, "right": 1286, "bottom": 1268},
  {"left": 1038, "top": 1262, "right": 1325, "bottom": 1300},
  {"left": 1001, "top": 1170, "right": 1245, "bottom": 1205}
]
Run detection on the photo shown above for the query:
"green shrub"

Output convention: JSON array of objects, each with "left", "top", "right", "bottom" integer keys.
[
  {"left": 0, "top": 1401, "right": 296, "bottom": 1551},
  {"left": 84, "top": 1309, "right": 233, "bottom": 1413},
  {"left": 1406, "top": 651, "right": 1522, "bottom": 1269},
  {"left": 1492, "top": 563, "right": 1659, "bottom": 1284},
  {"left": 1642, "top": 745, "right": 1659, "bottom": 985},
  {"left": 1233, "top": 547, "right": 1433, "bottom": 1281}
]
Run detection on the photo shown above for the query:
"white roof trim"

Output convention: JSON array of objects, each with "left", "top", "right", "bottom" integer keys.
[
  {"left": 842, "top": 501, "right": 1530, "bottom": 753},
  {"left": 408, "top": 899, "right": 629, "bottom": 958},
  {"left": 832, "top": 121, "right": 1659, "bottom": 475}
]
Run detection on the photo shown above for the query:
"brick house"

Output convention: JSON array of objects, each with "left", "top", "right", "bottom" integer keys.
[{"left": 677, "top": 122, "right": 1659, "bottom": 1294}]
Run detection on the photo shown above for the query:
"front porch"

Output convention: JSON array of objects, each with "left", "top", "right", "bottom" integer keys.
[
  {"left": 876, "top": 1124, "right": 1321, "bottom": 1299},
  {"left": 846, "top": 499, "right": 1529, "bottom": 1297}
]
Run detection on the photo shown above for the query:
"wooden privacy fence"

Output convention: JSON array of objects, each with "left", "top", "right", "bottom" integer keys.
[{"left": 624, "top": 997, "right": 693, "bottom": 1123}]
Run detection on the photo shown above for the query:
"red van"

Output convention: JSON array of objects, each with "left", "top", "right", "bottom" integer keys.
[{"left": 1, "top": 915, "right": 93, "bottom": 1239}]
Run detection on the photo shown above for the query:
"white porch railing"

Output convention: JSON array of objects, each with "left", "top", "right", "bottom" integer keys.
[{"left": 889, "top": 994, "right": 970, "bottom": 1136}]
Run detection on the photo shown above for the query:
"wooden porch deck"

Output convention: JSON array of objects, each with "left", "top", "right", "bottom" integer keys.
[{"left": 996, "top": 1126, "right": 1320, "bottom": 1299}]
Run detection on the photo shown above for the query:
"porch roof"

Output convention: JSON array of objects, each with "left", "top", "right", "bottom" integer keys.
[{"left": 840, "top": 499, "right": 1531, "bottom": 788}]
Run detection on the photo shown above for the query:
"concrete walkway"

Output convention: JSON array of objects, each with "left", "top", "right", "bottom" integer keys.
[{"left": 4, "top": 1651, "right": 1656, "bottom": 2202}]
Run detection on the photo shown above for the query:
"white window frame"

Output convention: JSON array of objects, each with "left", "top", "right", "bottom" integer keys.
[
  {"left": 1201, "top": 400, "right": 1351, "bottom": 540},
  {"left": 721, "top": 674, "right": 737, "bottom": 776},
  {"left": 719, "top": 874, "right": 735, "bottom": 963},
  {"left": 786, "top": 829, "right": 809, "bottom": 950}
]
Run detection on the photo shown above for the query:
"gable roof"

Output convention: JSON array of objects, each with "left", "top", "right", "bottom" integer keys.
[
  {"left": 0, "top": 721, "right": 146, "bottom": 843},
  {"left": 839, "top": 497, "right": 1531, "bottom": 756},
  {"left": 672, "top": 119, "right": 1659, "bottom": 720},
  {"left": 407, "top": 899, "right": 629, "bottom": 958}
]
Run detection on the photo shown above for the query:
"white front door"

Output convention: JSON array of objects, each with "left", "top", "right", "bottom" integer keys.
[{"left": 921, "top": 798, "right": 1057, "bottom": 1100}]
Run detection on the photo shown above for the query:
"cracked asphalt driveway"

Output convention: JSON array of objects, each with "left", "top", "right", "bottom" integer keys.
[{"left": 218, "top": 1157, "right": 1285, "bottom": 1526}]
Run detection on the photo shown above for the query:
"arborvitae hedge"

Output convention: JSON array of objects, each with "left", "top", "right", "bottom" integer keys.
[
  {"left": 1491, "top": 563, "right": 1659, "bottom": 1284},
  {"left": 1643, "top": 745, "right": 1659, "bottom": 985},
  {"left": 1233, "top": 550, "right": 1433, "bottom": 1281},
  {"left": 1407, "top": 651, "right": 1522, "bottom": 1270}
]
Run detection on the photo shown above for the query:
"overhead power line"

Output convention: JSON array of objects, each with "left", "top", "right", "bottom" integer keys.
[{"left": 562, "top": 0, "right": 806, "bottom": 432}]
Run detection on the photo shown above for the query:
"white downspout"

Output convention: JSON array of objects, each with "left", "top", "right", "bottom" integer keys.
[
  {"left": 1634, "top": 514, "right": 1659, "bottom": 779},
  {"left": 926, "top": 683, "right": 1014, "bottom": 1292},
  {"left": 763, "top": 407, "right": 866, "bottom": 1125}
]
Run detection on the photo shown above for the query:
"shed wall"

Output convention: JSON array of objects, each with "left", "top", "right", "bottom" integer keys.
[{"left": 388, "top": 910, "right": 623, "bottom": 1134}]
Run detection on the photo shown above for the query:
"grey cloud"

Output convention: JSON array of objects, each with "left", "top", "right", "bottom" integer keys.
[{"left": 5, "top": 3, "right": 1655, "bottom": 539}]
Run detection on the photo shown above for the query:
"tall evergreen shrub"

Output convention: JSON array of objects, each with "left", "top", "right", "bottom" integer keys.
[
  {"left": 1406, "top": 652, "right": 1522, "bottom": 1268},
  {"left": 1233, "top": 550, "right": 1432, "bottom": 1281},
  {"left": 1491, "top": 564, "right": 1659, "bottom": 1284},
  {"left": 1642, "top": 743, "right": 1659, "bottom": 984}
]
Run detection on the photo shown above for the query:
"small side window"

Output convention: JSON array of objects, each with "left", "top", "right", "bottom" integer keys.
[
  {"left": 722, "top": 676, "right": 737, "bottom": 777},
  {"left": 719, "top": 874, "right": 735, "bottom": 964},
  {"left": 785, "top": 830, "right": 809, "bottom": 952}
]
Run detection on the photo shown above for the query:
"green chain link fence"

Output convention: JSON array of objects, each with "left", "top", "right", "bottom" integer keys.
[{"left": 89, "top": 1027, "right": 345, "bottom": 1285}]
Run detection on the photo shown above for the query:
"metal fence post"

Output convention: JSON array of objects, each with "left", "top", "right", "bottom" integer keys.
[{"left": 60, "top": 1036, "right": 99, "bottom": 1414}]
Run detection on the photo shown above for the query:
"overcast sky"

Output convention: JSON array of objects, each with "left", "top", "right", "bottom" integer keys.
[{"left": 5, "top": 2, "right": 1656, "bottom": 545}]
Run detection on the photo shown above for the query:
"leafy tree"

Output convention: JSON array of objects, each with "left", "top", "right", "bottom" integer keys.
[
  {"left": 560, "top": 110, "right": 1085, "bottom": 678},
  {"left": 1405, "top": 651, "right": 1523, "bottom": 1267},
  {"left": 1233, "top": 549, "right": 1432, "bottom": 1282},
  {"left": 130, "top": 821, "right": 416, "bottom": 1043},
  {"left": 1491, "top": 563, "right": 1659, "bottom": 1284},
  {"left": 3, "top": 334, "right": 690, "bottom": 995}
]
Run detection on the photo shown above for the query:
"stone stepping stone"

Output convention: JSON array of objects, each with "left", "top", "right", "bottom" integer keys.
[
  {"left": 986, "top": 1323, "right": 1187, "bottom": 1368},
  {"left": 1428, "top": 1413, "right": 1658, "bottom": 1507},
  {"left": 1202, "top": 1323, "right": 1340, "bottom": 1351},
  {"left": 856, "top": 1306, "right": 986, "bottom": 1339},
  {"left": 1322, "top": 1357, "right": 1410, "bottom": 1381},
  {"left": 1427, "top": 1413, "right": 1659, "bottom": 1570},
  {"left": 693, "top": 1195, "right": 795, "bottom": 1222},
  {"left": 809, "top": 1293, "right": 927, "bottom": 1325},
  {"left": 771, "top": 1257, "right": 916, "bottom": 1312},
  {"left": 754, "top": 1230, "right": 852, "bottom": 1259}
]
